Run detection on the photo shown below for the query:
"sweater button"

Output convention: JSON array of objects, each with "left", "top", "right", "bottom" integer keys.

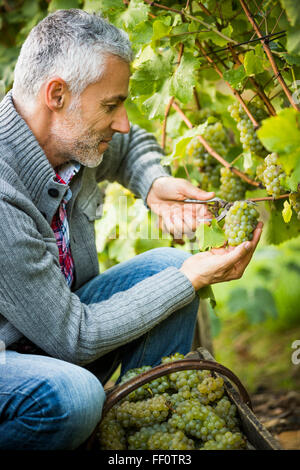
[{"left": 48, "top": 188, "right": 59, "bottom": 198}]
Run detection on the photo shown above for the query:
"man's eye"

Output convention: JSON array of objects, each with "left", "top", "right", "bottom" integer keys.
[{"left": 106, "top": 104, "right": 117, "bottom": 112}]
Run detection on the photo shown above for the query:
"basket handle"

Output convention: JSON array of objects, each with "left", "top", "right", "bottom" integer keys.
[{"left": 102, "top": 358, "right": 252, "bottom": 417}]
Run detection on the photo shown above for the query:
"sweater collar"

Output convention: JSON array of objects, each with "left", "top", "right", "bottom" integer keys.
[{"left": 0, "top": 91, "right": 81, "bottom": 223}]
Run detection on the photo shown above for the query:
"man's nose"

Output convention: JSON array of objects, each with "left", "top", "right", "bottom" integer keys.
[{"left": 112, "top": 104, "right": 130, "bottom": 134}]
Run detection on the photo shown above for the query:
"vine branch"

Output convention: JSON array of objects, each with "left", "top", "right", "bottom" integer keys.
[
  {"left": 171, "top": 101, "right": 261, "bottom": 188},
  {"left": 248, "top": 194, "right": 290, "bottom": 202},
  {"left": 239, "top": 0, "right": 300, "bottom": 112}
]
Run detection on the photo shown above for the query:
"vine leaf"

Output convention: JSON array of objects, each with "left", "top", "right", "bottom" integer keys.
[
  {"left": 266, "top": 200, "right": 300, "bottom": 244},
  {"left": 170, "top": 52, "right": 198, "bottom": 103},
  {"left": 117, "top": 0, "right": 149, "bottom": 30},
  {"left": 196, "top": 219, "right": 226, "bottom": 252},
  {"left": 243, "top": 50, "right": 265, "bottom": 76},
  {"left": 165, "top": 123, "right": 208, "bottom": 164},
  {"left": 257, "top": 108, "right": 300, "bottom": 154},
  {"left": 223, "top": 65, "right": 246, "bottom": 89},
  {"left": 142, "top": 78, "right": 173, "bottom": 120}
]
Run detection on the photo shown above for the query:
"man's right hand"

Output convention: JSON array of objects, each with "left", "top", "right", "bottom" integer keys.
[{"left": 179, "top": 222, "right": 263, "bottom": 291}]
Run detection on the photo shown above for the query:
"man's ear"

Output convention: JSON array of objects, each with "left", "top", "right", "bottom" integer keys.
[{"left": 44, "top": 78, "right": 68, "bottom": 111}]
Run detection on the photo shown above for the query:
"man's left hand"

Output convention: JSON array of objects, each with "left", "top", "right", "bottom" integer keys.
[{"left": 146, "top": 176, "right": 215, "bottom": 239}]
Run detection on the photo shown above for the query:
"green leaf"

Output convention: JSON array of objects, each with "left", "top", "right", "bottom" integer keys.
[
  {"left": 152, "top": 18, "right": 172, "bottom": 42},
  {"left": 223, "top": 65, "right": 246, "bottom": 89},
  {"left": 133, "top": 47, "right": 173, "bottom": 81},
  {"left": 257, "top": 108, "right": 300, "bottom": 154},
  {"left": 48, "top": 0, "right": 81, "bottom": 11},
  {"left": 167, "top": 123, "right": 208, "bottom": 162},
  {"left": 243, "top": 50, "right": 265, "bottom": 76},
  {"left": 280, "top": 0, "right": 300, "bottom": 27},
  {"left": 170, "top": 52, "right": 198, "bottom": 103},
  {"left": 286, "top": 25, "right": 300, "bottom": 55},
  {"left": 197, "top": 286, "right": 216, "bottom": 309},
  {"left": 117, "top": 0, "right": 149, "bottom": 30},
  {"left": 142, "top": 78, "right": 172, "bottom": 120},
  {"left": 266, "top": 200, "right": 300, "bottom": 244},
  {"left": 286, "top": 152, "right": 300, "bottom": 190},
  {"left": 196, "top": 219, "right": 226, "bottom": 251},
  {"left": 128, "top": 21, "right": 153, "bottom": 48},
  {"left": 282, "top": 200, "right": 293, "bottom": 223}
]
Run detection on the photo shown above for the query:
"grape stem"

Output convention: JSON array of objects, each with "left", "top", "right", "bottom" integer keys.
[
  {"left": 195, "top": 39, "right": 260, "bottom": 129},
  {"left": 239, "top": 0, "right": 300, "bottom": 112},
  {"left": 171, "top": 100, "right": 261, "bottom": 188}
]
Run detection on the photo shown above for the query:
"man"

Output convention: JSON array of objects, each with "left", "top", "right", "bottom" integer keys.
[{"left": 0, "top": 9, "right": 262, "bottom": 450}]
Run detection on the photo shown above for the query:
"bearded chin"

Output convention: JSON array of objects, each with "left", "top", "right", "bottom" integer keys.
[{"left": 82, "top": 152, "right": 104, "bottom": 168}]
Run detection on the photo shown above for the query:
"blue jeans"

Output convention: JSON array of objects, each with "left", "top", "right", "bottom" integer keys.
[{"left": 0, "top": 248, "right": 198, "bottom": 449}]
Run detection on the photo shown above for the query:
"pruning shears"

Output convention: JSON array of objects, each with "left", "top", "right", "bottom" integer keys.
[{"left": 181, "top": 197, "right": 257, "bottom": 222}]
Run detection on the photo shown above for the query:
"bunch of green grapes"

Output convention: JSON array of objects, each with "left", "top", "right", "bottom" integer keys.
[
  {"left": 214, "top": 396, "right": 240, "bottom": 431},
  {"left": 119, "top": 365, "right": 170, "bottom": 400},
  {"left": 148, "top": 430, "right": 195, "bottom": 450},
  {"left": 202, "top": 431, "right": 246, "bottom": 450},
  {"left": 98, "top": 408, "right": 127, "bottom": 450},
  {"left": 168, "top": 399, "right": 212, "bottom": 439},
  {"left": 219, "top": 167, "right": 246, "bottom": 202},
  {"left": 224, "top": 200, "right": 259, "bottom": 246},
  {"left": 289, "top": 192, "right": 300, "bottom": 219},
  {"left": 115, "top": 394, "right": 169, "bottom": 428},
  {"left": 186, "top": 122, "right": 228, "bottom": 191},
  {"left": 228, "top": 101, "right": 266, "bottom": 156},
  {"left": 194, "top": 371, "right": 224, "bottom": 403},
  {"left": 192, "top": 107, "right": 216, "bottom": 124},
  {"left": 97, "top": 352, "right": 248, "bottom": 450},
  {"left": 127, "top": 422, "right": 170, "bottom": 450},
  {"left": 256, "top": 153, "right": 286, "bottom": 198}
]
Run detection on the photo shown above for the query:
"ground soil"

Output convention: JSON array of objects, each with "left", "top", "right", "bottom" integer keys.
[{"left": 252, "top": 389, "right": 300, "bottom": 450}]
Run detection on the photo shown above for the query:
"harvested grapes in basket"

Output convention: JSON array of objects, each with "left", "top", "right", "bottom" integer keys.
[{"left": 97, "top": 353, "right": 248, "bottom": 450}]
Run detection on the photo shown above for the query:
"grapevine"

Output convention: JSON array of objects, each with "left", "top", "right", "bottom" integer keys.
[{"left": 97, "top": 352, "right": 248, "bottom": 450}]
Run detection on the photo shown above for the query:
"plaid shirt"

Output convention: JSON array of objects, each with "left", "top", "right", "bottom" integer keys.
[{"left": 51, "top": 162, "right": 81, "bottom": 287}]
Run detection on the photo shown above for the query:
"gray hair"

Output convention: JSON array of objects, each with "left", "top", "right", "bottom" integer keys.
[{"left": 12, "top": 9, "right": 133, "bottom": 110}]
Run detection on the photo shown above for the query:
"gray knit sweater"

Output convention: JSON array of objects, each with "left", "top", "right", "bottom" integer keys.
[{"left": 0, "top": 91, "right": 195, "bottom": 365}]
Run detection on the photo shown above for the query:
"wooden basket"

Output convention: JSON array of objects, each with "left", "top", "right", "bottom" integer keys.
[{"left": 86, "top": 347, "right": 282, "bottom": 450}]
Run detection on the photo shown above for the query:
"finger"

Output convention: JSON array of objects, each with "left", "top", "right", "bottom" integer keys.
[
  {"left": 178, "top": 180, "right": 215, "bottom": 201},
  {"left": 221, "top": 242, "right": 253, "bottom": 269}
]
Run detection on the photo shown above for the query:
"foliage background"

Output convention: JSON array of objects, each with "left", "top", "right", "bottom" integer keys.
[{"left": 1, "top": 0, "right": 300, "bottom": 393}]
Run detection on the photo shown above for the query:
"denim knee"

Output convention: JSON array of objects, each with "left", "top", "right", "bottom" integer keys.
[
  {"left": 40, "top": 363, "right": 106, "bottom": 450},
  {"left": 0, "top": 354, "right": 106, "bottom": 450}
]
